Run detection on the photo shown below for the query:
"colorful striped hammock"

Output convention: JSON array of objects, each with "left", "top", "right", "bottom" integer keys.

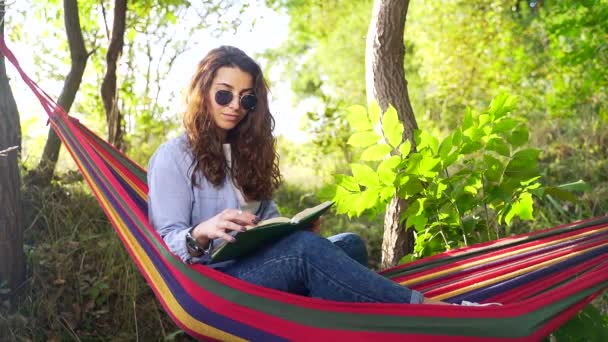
[{"left": 2, "top": 38, "right": 607, "bottom": 341}]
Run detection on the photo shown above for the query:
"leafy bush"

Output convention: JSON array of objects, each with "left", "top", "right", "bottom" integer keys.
[{"left": 331, "top": 94, "right": 557, "bottom": 257}]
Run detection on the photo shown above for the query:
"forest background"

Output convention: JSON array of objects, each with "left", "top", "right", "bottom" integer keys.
[{"left": 0, "top": 0, "right": 607, "bottom": 340}]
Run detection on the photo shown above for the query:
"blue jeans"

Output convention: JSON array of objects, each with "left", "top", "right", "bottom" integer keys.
[{"left": 220, "top": 231, "right": 424, "bottom": 304}]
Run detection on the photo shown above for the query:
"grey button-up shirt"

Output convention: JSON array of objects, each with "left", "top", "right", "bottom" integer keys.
[{"left": 147, "top": 134, "right": 280, "bottom": 265}]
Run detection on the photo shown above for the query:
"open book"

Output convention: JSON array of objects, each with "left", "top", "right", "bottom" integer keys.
[{"left": 210, "top": 201, "right": 334, "bottom": 263}]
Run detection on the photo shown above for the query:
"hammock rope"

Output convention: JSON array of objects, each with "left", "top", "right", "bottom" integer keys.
[{"left": 2, "top": 37, "right": 606, "bottom": 341}]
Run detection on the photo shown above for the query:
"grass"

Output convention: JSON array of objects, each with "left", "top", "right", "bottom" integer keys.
[{"left": 0, "top": 181, "right": 184, "bottom": 341}]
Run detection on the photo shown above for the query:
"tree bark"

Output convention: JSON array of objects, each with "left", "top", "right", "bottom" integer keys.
[
  {"left": 30, "top": 0, "right": 89, "bottom": 186},
  {"left": 101, "top": 0, "right": 127, "bottom": 150},
  {"left": 366, "top": 0, "right": 418, "bottom": 268},
  {"left": 0, "top": 0, "right": 25, "bottom": 299}
]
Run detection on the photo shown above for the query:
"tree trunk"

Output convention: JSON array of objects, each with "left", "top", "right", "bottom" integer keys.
[
  {"left": 366, "top": 0, "right": 418, "bottom": 268},
  {"left": 0, "top": 0, "right": 25, "bottom": 299},
  {"left": 30, "top": 0, "right": 89, "bottom": 186},
  {"left": 101, "top": 0, "right": 127, "bottom": 150}
]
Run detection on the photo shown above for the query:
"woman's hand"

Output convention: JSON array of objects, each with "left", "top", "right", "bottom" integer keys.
[{"left": 191, "top": 209, "right": 257, "bottom": 247}]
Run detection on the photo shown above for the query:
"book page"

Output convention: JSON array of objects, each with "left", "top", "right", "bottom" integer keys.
[
  {"left": 291, "top": 201, "right": 333, "bottom": 223},
  {"left": 246, "top": 216, "right": 291, "bottom": 229}
]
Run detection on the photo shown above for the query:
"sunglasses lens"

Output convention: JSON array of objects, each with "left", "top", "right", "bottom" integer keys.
[
  {"left": 240, "top": 94, "right": 257, "bottom": 111},
  {"left": 215, "top": 90, "right": 233, "bottom": 106}
]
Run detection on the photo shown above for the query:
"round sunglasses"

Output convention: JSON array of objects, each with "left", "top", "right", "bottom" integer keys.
[{"left": 214, "top": 90, "right": 257, "bottom": 111}]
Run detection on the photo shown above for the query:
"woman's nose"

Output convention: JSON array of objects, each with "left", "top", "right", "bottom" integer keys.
[{"left": 228, "top": 95, "right": 240, "bottom": 110}]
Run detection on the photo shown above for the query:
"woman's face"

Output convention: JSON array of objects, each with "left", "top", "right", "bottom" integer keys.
[{"left": 207, "top": 66, "right": 254, "bottom": 137}]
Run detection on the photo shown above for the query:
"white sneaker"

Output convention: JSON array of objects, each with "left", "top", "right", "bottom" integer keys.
[{"left": 459, "top": 300, "right": 502, "bottom": 306}]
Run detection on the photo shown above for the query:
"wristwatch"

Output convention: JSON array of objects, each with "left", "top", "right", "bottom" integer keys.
[{"left": 186, "top": 227, "right": 213, "bottom": 256}]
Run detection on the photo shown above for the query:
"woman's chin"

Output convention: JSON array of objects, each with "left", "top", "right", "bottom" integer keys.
[{"left": 217, "top": 121, "right": 240, "bottom": 132}]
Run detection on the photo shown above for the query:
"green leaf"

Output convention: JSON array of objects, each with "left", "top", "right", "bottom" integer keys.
[
  {"left": 438, "top": 135, "right": 453, "bottom": 158},
  {"left": 378, "top": 155, "right": 401, "bottom": 171},
  {"left": 399, "top": 254, "right": 416, "bottom": 264},
  {"left": 493, "top": 118, "right": 519, "bottom": 134},
  {"left": 452, "top": 128, "right": 463, "bottom": 146},
  {"left": 544, "top": 186, "right": 578, "bottom": 203},
  {"left": 416, "top": 130, "right": 439, "bottom": 154},
  {"left": 346, "top": 105, "right": 373, "bottom": 131},
  {"left": 489, "top": 93, "right": 517, "bottom": 119},
  {"left": 404, "top": 197, "right": 425, "bottom": 216},
  {"left": 360, "top": 189, "right": 380, "bottom": 211},
  {"left": 407, "top": 214, "right": 429, "bottom": 232},
  {"left": 399, "top": 140, "right": 412, "bottom": 157},
  {"left": 484, "top": 154, "right": 504, "bottom": 182},
  {"left": 127, "top": 28, "right": 137, "bottom": 42},
  {"left": 368, "top": 100, "right": 381, "bottom": 126},
  {"left": 498, "top": 178, "right": 522, "bottom": 198},
  {"left": 377, "top": 156, "right": 401, "bottom": 185},
  {"left": 557, "top": 180, "right": 592, "bottom": 192},
  {"left": 380, "top": 186, "right": 396, "bottom": 201},
  {"left": 504, "top": 148, "right": 540, "bottom": 180},
  {"left": 378, "top": 168, "right": 396, "bottom": 185},
  {"left": 438, "top": 203, "right": 459, "bottom": 225},
  {"left": 434, "top": 181, "right": 448, "bottom": 199},
  {"left": 464, "top": 127, "right": 485, "bottom": 141},
  {"left": 511, "top": 148, "right": 541, "bottom": 161},
  {"left": 335, "top": 193, "right": 361, "bottom": 216},
  {"left": 351, "top": 164, "right": 379, "bottom": 187},
  {"left": 335, "top": 174, "right": 360, "bottom": 192},
  {"left": 318, "top": 184, "right": 337, "bottom": 201},
  {"left": 399, "top": 178, "right": 424, "bottom": 198},
  {"left": 443, "top": 151, "right": 461, "bottom": 168},
  {"left": 382, "top": 105, "right": 404, "bottom": 147},
  {"left": 455, "top": 193, "right": 477, "bottom": 213},
  {"left": 462, "top": 107, "right": 474, "bottom": 130},
  {"left": 486, "top": 137, "right": 511, "bottom": 157},
  {"left": 506, "top": 124, "right": 529, "bottom": 147},
  {"left": 479, "top": 113, "right": 491, "bottom": 126},
  {"left": 404, "top": 199, "right": 428, "bottom": 231},
  {"left": 404, "top": 153, "right": 423, "bottom": 173},
  {"left": 417, "top": 156, "right": 441, "bottom": 177},
  {"left": 347, "top": 131, "right": 381, "bottom": 147},
  {"left": 460, "top": 141, "right": 483, "bottom": 154},
  {"left": 504, "top": 192, "right": 534, "bottom": 225},
  {"left": 166, "top": 11, "right": 178, "bottom": 24},
  {"left": 361, "top": 144, "right": 392, "bottom": 161}
]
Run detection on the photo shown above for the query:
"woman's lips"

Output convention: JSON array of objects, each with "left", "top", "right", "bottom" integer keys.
[{"left": 222, "top": 113, "right": 240, "bottom": 121}]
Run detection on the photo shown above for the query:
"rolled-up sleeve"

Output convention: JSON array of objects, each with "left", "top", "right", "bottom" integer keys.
[{"left": 147, "top": 143, "right": 193, "bottom": 263}]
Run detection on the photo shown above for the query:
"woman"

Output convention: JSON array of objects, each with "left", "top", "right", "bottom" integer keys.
[{"left": 147, "top": 46, "right": 452, "bottom": 305}]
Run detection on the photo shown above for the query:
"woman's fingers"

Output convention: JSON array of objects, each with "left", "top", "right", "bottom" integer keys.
[
  {"left": 216, "top": 231, "right": 237, "bottom": 243},
  {"left": 220, "top": 220, "right": 246, "bottom": 232},
  {"left": 221, "top": 209, "right": 257, "bottom": 226},
  {"left": 207, "top": 219, "right": 244, "bottom": 243}
]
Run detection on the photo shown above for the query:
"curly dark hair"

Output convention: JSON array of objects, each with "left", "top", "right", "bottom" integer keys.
[{"left": 183, "top": 46, "right": 281, "bottom": 200}]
